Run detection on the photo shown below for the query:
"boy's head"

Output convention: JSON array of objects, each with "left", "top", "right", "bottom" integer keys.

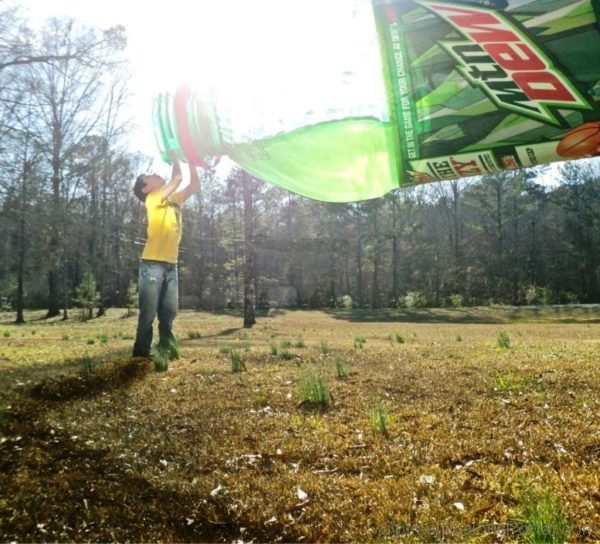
[{"left": 133, "top": 174, "right": 165, "bottom": 202}]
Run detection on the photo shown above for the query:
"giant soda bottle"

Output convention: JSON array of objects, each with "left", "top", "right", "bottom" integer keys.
[{"left": 154, "top": 0, "right": 600, "bottom": 203}]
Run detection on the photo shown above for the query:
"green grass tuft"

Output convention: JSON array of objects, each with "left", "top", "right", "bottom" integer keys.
[
  {"left": 497, "top": 330, "right": 511, "bottom": 349},
  {"left": 320, "top": 340, "right": 332, "bottom": 355},
  {"left": 230, "top": 349, "right": 245, "bottom": 373},
  {"left": 335, "top": 355, "right": 349, "bottom": 379},
  {"left": 517, "top": 489, "right": 572, "bottom": 543},
  {"left": 298, "top": 370, "right": 330, "bottom": 406},
  {"left": 370, "top": 401, "right": 390, "bottom": 437}
]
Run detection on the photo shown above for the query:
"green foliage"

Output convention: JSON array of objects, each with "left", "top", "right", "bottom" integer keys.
[
  {"left": 230, "top": 349, "right": 245, "bottom": 373},
  {"left": 80, "top": 350, "right": 97, "bottom": 375},
  {"left": 158, "top": 337, "right": 180, "bottom": 360},
  {"left": 219, "top": 345, "right": 232, "bottom": 355},
  {"left": 73, "top": 272, "right": 101, "bottom": 322},
  {"left": 493, "top": 370, "right": 527, "bottom": 392},
  {"left": 404, "top": 291, "right": 426, "bottom": 309},
  {"left": 279, "top": 348, "right": 294, "bottom": 361},
  {"left": 270, "top": 343, "right": 278, "bottom": 356},
  {"left": 354, "top": 336, "right": 366, "bottom": 350},
  {"left": 370, "top": 401, "right": 390, "bottom": 437},
  {"left": 517, "top": 489, "right": 571, "bottom": 543},
  {"left": 395, "top": 334, "right": 404, "bottom": 344},
  {"left": 2, "top": 330, "right": 10, "bottom": 338},
  {"left": 335, "top": 355, "right": 349, "bottom": 379},
  {"left": 152, "top": 349, "right": 168, "bottom": 372},
  {"left": 497, "top": 330, "right": 511, "bottom": 349},
  {"left": 456, "top": 335, "right": 462, "bottom": 342},
  {"left": 280, "top": 339, "right": 292, "bottom": 349},
  {"left": 297, "top": 369, "right": 330, "bottom": 406},
  {"left": 252, "top": 390, "right": 269, "bottom": 407},
  {"left": 126, "top": 280, "right": 138, "bottom": 317},
  {"left": 320, "top": 340, "right": 332, "bottom": 355},
  {"left": 524, "top": 284, "right": 552, "bottom": 306},
  {"left": 337, "top": 294, "right": 353, "bottom": 309},
  {"left": 96, "top": 333, "right": 108, "bottom": 343},
  {"left": 449, "top": 293, "right": 464, "bottom": 308},
  {"left": 294, "top": 335, "right": 305, "bottom": 348},
  {"left": 86, "top": 338, "right": 95, "bottom": 345}
]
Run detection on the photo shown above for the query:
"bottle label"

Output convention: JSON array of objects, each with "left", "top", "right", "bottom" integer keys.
[{"left": 372, "top": 0, "right": 600, "bottom": 184}]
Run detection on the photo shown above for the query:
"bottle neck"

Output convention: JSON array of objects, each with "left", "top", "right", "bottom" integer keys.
[{"left": 153, "top": 87, "right": 224, "bottom": 167}]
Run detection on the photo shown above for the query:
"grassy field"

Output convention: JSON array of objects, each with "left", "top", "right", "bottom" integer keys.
[{"left": 1, "top": 307, "right": 599, "bottom": 542}]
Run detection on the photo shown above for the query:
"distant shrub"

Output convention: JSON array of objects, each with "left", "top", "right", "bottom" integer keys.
[
  {"left": 188, "top": 331, "right": 202, "bottom": 339},
  {"left": 524, "top": 285, "right": 552, "bottom": 305},
  {"left": 395, "top": 334, "right": 405, "bottom": 344},
  {"left": 338, "top": 295, "right": 353, "bottom": 309},
  {"left": 126, "top": 280, "right": 138, "bottom": 317},
  {"left": 73, "top": 272, "right": 101, "bottom": 322},
  {"left": 449, "top": 293, "right": 464, "bottom": 308},
  {"left": 404, "top": 291, "right": 426, "bottom": 309},
  {"left": 294, "top": 336, "right": 305, "bottom": 348}
]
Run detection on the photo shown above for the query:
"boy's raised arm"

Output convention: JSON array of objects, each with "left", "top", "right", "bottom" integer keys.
[
  {"left": 161, "top": 149, "right": 183, "bottom": 202},
  {"left": 176, "top": 163, "right": 201, "bottom": 203}
]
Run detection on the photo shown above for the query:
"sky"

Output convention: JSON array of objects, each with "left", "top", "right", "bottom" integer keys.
[
  {"left": 13, "top": 0, "right": 590, "bottom": 189},
  {"left": 16, "top": 0, "right": 380, "bottom": 180}
]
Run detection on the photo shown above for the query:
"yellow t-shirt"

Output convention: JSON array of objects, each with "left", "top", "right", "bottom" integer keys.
[{"left": 141, "top": 190, "right": 185, "bottom": 264}]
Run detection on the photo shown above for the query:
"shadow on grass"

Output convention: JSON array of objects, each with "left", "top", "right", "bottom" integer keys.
[
  {"left": 323, "top": 305, "right": 600, "bottom": 324},
  {"left": 28, "top": 355, "right": 151, "bottom": 402}
]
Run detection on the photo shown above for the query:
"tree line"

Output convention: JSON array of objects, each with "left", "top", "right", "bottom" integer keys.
[{"left": 1, "top": 5, "right": 600, "bottom": 323}]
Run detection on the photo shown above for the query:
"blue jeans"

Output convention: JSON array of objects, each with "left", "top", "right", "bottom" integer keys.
[{"left": 132, "top": 260, "right": 178, "bottom": 357}]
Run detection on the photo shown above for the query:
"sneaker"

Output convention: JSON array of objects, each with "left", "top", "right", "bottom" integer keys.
[{"left": 132, "top": 350, "right": 150, "bottom": 358}]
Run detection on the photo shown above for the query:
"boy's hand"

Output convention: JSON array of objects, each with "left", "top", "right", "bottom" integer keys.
[{"left": 167, "top": 149, "right": 180, "bottom": 164}]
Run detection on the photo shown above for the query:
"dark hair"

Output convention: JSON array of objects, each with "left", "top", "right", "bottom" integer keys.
[{"left": 133, "top": 174, "right": 147, "bottom": 202}]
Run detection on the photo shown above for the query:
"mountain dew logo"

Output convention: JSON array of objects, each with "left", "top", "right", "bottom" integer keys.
[{"left": 415, "top": 1, "right": 592, "bottom": 126}]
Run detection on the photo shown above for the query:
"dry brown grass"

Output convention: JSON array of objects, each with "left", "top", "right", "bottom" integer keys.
[{"left": 1, "top": 308, "right": 599, "bottom": 542}]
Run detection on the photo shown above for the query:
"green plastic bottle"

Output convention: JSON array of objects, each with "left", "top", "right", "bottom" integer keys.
[
  {"left": 154, "top": 0, "right": 600, "bottom": 203},
  {"left": 153, "top": 0, "right": 399, "bottom": 203}
]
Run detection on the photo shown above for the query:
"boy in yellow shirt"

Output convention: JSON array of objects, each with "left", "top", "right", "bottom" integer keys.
[{"left": 131, "top": 149, "right": 200, "bottom": 360}]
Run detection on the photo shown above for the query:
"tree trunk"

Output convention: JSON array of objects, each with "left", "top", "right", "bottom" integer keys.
[
  {"left": 15, "top": 160, "right": 31, "bottom": 325},
  {"left": 355, "top": 205, "right": 364, "bottom": 308},
  {"left": 242, "top": 171, "right": 256, "bottom": 328}
]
